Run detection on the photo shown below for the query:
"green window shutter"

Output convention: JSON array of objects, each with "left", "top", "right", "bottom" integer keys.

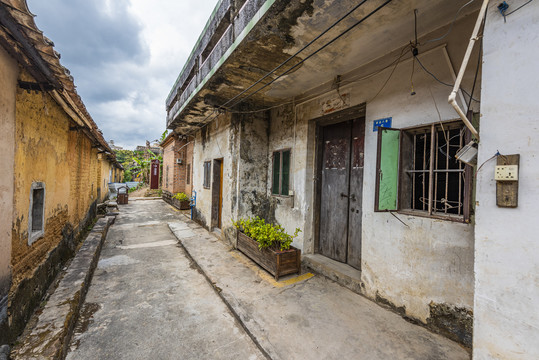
[
  {"left": 375, "top": 128, "right": 400, "bottom": 211},
  {"left": 281, "top": 150, "right": 290, "bottom": 195},
  {"left": 272, "top": 152, "right": 280, "bottom": 195}
]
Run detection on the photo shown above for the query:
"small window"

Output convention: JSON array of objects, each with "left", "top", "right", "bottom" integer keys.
[
  {"left": 375, "top": 122, "right": 471, "bottom": 220},
  {"left": 28, "top": 182, "right": 45, "bottom": 245},
  {"left": 272, "top": 150, "right": 291, "bottom": 196},
  {"left": 186, "top": 164, "right": 191, "bottom": 185},
  {"left": 203, "top": 161, "right": 211, "bottom": 189}
]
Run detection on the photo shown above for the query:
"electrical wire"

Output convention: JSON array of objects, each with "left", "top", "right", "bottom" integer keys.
[
  {"left": 506, "top": 0, "right": 534, "bottom": 16},
  {"left": 414, "top": 55, "right": 479, "bottom": 103},
  {"left": 368, "top": 44, "right": 409, "bottom": 103},
  {"left": 423, "top": 0, "right": 476, "bottom": 44},
  {"left": 218, "top": 0, "right": 370, "bottom": 110},
  {"left": 225, "top": 0, "right": 395, "bottom": 110}
]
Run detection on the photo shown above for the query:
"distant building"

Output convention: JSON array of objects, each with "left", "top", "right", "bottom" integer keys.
[
  {"left": 160, "top": 132, "right": 194, "bottom": 203},
  {"left": 108, "top": 140, "right": 123, "bottom": 150}
]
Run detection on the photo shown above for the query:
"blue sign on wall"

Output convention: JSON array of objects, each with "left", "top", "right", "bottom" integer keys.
[{"left": 373, "top": 117, "right": 392, "bottom": 132}]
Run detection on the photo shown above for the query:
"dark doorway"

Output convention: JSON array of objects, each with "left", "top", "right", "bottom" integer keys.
[
  {"left": 319, "top": 118, "right": 365, "bottom": 270},
  {"left": 150, "top": 159, "right": 160, "bottom": 189},
  {"left": 211, "top": 159, "right": 223, "bottom": 229}
]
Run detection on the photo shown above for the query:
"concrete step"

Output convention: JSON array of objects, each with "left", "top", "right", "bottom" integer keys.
[{"left": 11, "top": 217, "right": 115, "bottom": 360}]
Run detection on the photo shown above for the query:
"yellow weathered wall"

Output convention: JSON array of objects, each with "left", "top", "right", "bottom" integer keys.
[
  {"left": 0, "top": 43, "right": 18, "bottom": 329},
  {"left": 11, "top": 69, "right": 100, "bottom": 288}
]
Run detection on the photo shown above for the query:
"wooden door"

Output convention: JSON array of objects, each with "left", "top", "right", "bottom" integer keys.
[
  {"left": 150, "top": 159, "right": 160, "bottom": 189},
  {"left": 319, "top": 121, "right": 351, "bottom": 262},
  {"left": 319, "top": 118, "right": 364, "bottom": 269},
  {"left": 347, "top": 119, "right": 365, "bottom": 270},
  {"left": 211, "top": 159, "right": 223, "bottom": 229}
]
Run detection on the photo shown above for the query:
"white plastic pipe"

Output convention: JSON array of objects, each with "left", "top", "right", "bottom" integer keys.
[{"left": 448, "top": 0, "right": 490, "bottom": 142}]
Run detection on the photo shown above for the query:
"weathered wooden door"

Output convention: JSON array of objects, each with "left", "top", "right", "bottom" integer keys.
[
  {"left": 319, "top": 118, "right": 364, "bottom": 270},
  {"left": 150, "top": 159, "right": 160, "bottom": 190},
  {"left": 211, "top": 159, "right": 223, "bottom": 229}
]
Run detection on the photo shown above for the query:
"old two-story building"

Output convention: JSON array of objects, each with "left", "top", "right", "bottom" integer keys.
[
  {"left": 160, "top": 132, "right": 194, "bottom": 202},
  {"left": 165, "top": 0, "right": 538, "bottom": 357},
  {"left": 0, "top": 0, "right": 123, "bottom": 344}
]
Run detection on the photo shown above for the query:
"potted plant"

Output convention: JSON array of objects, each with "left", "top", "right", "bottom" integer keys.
[
  {"left": 233, "top": 217, "right": 301, "bottom": 280},
  {"left": 172, "top": 192, "right": 191, "bottom": 210}
]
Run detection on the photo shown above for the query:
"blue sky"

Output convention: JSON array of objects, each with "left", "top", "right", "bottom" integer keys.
[{"left": 27, "top": 0, "right": 218, "bottom": 150}]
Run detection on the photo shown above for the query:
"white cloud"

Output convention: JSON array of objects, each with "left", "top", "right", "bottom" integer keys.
[{"left": 27, "top": 0, "right": 218, "bottom": 150}]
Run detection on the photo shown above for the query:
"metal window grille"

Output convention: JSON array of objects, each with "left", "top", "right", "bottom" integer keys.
[{"left": 404, "top": 123, "right": 467, "bottom": 217}]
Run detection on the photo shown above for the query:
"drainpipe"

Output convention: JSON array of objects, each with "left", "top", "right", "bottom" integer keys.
[{"left": 448, "top": 0, "right": 489, "bottom": 142}]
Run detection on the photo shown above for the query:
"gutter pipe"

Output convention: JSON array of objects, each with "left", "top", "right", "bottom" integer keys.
[{"left": 448, "top": 0, "right": 490, "bottom": 142}]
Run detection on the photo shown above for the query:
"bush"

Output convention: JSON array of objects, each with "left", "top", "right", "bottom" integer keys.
[
  {"left": 233, "top": 217, "right": 301, "bottom": 251},
  {"left": 173, "top": 192, "right": 190, "bottom": 202}
]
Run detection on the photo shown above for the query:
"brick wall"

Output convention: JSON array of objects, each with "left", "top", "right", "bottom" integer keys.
[
  {"left": 8, "top": 69, "right": 102, "bottom": 341},
  {"left": 162, "top": 136, "right": 194, "bottom": 196}
]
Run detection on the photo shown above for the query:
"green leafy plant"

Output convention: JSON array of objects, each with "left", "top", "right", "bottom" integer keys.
[
  {"left": 173, "top": 192, "right": 190, "bottom": 202},
  {"left": 233, "top": 217, "right": 301, "bottom": 251}
]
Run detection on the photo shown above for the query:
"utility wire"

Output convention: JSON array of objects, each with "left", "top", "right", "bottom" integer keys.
[
  {"left": 180, "top": 0, "right": 373, "bottom": 131},
  {"left": 225, "top": 0, "right": 394, "bottom": 110},
  {"left": 423, "top": 0, "right": 476, "bottom": 44},
  {"left": 506, "top": 0, "right": 534, "bottom": 16},
  {"left": 414, "top": 55, "right": 479, "bottom": 103},
  {"left": 218, "top": 0, "right": 370, "bottom": 110}
]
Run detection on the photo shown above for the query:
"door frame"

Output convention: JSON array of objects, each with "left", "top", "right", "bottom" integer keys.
[
  {"left": 211, "top": 158, "right": 224, "bottom": 230},
  {"left": 313, "top": 103, "right": 366, "bottom": 258}
]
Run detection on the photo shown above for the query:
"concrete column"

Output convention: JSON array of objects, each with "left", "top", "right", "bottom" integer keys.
[{"left": 474, "top": 5, "right": 539, "bottom": 359}]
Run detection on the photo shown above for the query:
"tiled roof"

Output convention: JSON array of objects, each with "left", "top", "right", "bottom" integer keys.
[{"left": 0, "top": 0, "right": 122, "bottom": 168}]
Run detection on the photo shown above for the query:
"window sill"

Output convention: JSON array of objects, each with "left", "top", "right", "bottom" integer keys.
[
  {"left": 28, "top": 231, "right": 44, "bottom": 246},
  {"left": 271, "top": 194, "right": 292, "bottom": 198},
  {"left": 397, "top": 210, "right": 468, "bottom": 224}
]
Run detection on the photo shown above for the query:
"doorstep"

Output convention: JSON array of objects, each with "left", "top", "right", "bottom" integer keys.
[{"left": 302, "top": 254, "right": 364, "bottom": 295}]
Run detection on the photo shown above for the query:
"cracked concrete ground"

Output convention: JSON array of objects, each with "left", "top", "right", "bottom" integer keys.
[
  {"left": 69, "top": 199, "right": 470, "bottom": 360},
  {"left": 66, "top": 199, "right": 264, "bottom": 360}
]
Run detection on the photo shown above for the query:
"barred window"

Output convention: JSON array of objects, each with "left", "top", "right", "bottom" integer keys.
[{"left": 375, "top": 121, "right": 472, "bottom": 221}]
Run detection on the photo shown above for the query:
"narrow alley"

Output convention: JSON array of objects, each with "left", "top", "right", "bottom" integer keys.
[
  {"left": 66, "top": 199, "right": 264, "bottom": 360},
  {"left": 67, "top": 199, "right": 468, "bottom": 360},
  {"left": 2, "top": 1, "right": 539, "bottom": 359}
]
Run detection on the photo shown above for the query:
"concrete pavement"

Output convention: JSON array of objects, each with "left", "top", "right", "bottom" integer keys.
[
  {"left": 170, "top": 211, "right": 472, "bottom": 359},
  {"left": 68, "top": 199, "right": 470, "bottom": 359},
  {"left": 66, "top": 199, "right": 264, "bottom": 360}
]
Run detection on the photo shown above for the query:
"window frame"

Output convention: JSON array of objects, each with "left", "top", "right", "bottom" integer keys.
[
  {"left": 271, "top": 149, "right": 292, "bottom": 197},
  {"left": 375, "top": 120, "right": 472, "bottom": 223},
  {"left": 28, "top": 182, "right": 45, "bottom": 245},
  {"left": 203, "top": 161, "right": 211, "bottom": 189}
]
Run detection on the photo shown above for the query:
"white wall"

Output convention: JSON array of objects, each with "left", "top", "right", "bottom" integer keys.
[
  {"left": 0, "top": 46, "right": 17, "bottom": 318},
  {"left": 267, "top": 14, "right": 479, "bottom": 328},
  {"left": 192, "top": 114, "right": 234, "bottom": 232},
  {"left": 474, "top": 5, "right": 539, "bottom": 359}
]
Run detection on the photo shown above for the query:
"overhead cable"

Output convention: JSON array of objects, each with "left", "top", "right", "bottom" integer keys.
[
  {"left": 225, "top": 0, "right": 395, "bottom": 110},
  {"left": 218, "top": 0, "right": 370, "bottom": 110},
  {"left": 423, "top": 0, "right": 476, "bottom": 44}
]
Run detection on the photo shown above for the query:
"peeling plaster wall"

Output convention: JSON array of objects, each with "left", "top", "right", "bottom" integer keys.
[
  {"left": 0, "top": 45, "right": 18, "bottom": 342},
  {"left": 266, "top": 14, "right": 479, "bottom": 345},
  {"left": 473, "top": 6, "right": 539, "bottom": 360},
  {"left": 192, "top": 111, "right": 270, "bottom": 244},
  {"left": 8, "top": 69, "right": 101, "bottom": 340},
  {"left": 192, "top": 114, "right": 234, "bottom": 234}
]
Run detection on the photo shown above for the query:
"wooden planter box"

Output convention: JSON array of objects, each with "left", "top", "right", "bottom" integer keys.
[
  {"left": 236, "top": 231, "right": 301, "bottom": 281},
  {"left": 171, "top": 198, "right": 190, "bottom": 210}
]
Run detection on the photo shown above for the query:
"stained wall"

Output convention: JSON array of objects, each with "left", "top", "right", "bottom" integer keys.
[
  {"left": 473, "top": 5, "right": 539, "bottom": 359},
  {"left": 0, "top": 44, "right": 18, "bottom": 341}
]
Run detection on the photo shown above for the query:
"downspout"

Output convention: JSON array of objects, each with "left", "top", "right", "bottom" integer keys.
[{"left": 448, "top": 0, "right": 489, "bottom": 142}]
